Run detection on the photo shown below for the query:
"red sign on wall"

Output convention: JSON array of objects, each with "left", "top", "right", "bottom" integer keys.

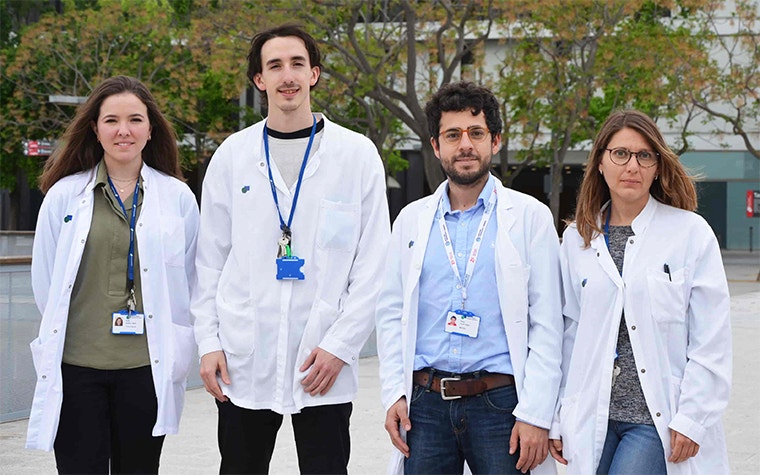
[{"left": 748, "top": 190, "right": 760, "bottom": 218}]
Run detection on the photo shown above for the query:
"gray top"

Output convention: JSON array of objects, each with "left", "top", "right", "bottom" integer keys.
[{"left": 607, "top": 225, "right": 654, "bottom": 425}]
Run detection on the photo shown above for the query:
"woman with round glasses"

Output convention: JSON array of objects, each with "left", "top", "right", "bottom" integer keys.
[{"left": 549, "top": 110, "right": 731, "bottom": 474}]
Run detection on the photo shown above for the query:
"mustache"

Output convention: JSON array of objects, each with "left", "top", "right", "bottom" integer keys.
[{"left": 455, "top": 152, "right": 478, "bottom": 160}]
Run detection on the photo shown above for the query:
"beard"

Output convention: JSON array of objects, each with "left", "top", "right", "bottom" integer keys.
[{"left": 441, "top": 152, "right": 492, "bottom": 186}]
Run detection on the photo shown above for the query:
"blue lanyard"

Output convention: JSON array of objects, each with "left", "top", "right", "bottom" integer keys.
[
  {"left": 262, "top": 115, "right": 317, "bottom": 239},
  {"left": 604, "top": 206, "right": 611, "bottom": 250},
  {"left": 107, "top": 176, "right": 140, "bottom": 292}
]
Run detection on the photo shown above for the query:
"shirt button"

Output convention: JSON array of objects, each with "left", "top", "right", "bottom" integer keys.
[
  {"left": 457, "top": 252, "right": 463, "bottom": 257},
  {"left": 640, "top": 368, "right": 646, "bottom": 373},
  {"left": 460, "top": 222, "right": 466, "bottom": 227},
  {"left": 456, "top": 284, "right": 462, "bottom": 289},
  {"left": 452, "top": 349, "right": 458, "bottom": 354}
]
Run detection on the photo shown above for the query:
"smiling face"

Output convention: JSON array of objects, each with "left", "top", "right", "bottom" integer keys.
[
  {"left": 253, "top": 35, "right": 320, "bottom": 121},
  {"left": 93, "top": 92, "right": 151, "bottom": 173},
  {"left": 599, "top": 127, "right": 659, "bottom": 212},
  {"left": 431, "top": 110, "right": 500, "bottom": 187}
]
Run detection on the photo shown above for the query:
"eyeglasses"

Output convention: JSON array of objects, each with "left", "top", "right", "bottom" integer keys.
[
  {"left": 606, "top": 147, "right": 659, "bottom": 168},
  {"left": 439, "top": 126, "right": 490, "bottom": 145}
]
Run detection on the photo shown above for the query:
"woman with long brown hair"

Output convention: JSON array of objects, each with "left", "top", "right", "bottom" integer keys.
[
  {"left": 550, "top": 110, "right": 731, "bottom": 474},
  {"left": 27, "top": 75, "right": 199, "bottom": 474}
]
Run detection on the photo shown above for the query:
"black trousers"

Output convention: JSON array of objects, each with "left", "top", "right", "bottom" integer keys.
[
  {"left": 216, "top": 399, "right": 352, "bottom": 474},
  {"left": 54, "top": 363, "right": 165, "bottom": 474}
]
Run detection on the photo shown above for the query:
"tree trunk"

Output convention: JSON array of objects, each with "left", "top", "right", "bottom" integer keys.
[
  {"left": 549, "top": 157, "right": 564, "bottom": 232},
  {"left": 420, "top": 141, "right": 445, "bottom": 192}
]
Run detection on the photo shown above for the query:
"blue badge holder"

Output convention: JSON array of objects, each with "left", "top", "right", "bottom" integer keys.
[{"left": 276, "top": 256, "right": 305, "bottom": 280}]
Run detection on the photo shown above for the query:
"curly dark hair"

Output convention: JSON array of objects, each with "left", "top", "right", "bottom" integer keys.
[{"left": 424, "top": 81, "right": 502, "bottom": 145}]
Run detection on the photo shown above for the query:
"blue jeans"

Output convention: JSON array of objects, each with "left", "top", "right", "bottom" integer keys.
[
  {"left": 596, "top": 420, "right": 666, "bottom": 474},
  {"left": 404, "top": 383, "right": 522, "bottom": 475}
]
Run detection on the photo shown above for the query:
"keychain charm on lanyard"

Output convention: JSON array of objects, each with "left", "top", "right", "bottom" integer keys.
[
  {"left": 107, "top": 175, "right": 145, "bottom": 335},
  {"left": 437, "top": 185, "right": 496, "bottom": 338},
  {"left": 263, "top": 115, "right": 317, "bottom": 280}
]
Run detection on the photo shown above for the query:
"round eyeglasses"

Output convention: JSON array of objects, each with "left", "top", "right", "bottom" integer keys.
[
  {"left": 606, "top": 147, "right": 659, "bottom": 168},
  {"left": 439, "top": 126, "right": 490, "bottom": 145}
]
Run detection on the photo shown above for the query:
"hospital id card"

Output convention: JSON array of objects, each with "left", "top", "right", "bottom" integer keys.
[
  {"left": 444, "top": 309, "right": 480, "bottom": 338},
  {"left": 112, "top": 310, "right": 145, "bottom": 335}
]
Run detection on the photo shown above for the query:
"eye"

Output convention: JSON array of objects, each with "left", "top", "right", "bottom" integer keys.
[
  {"left": 469, "top": 128, "right": 487, "bottom": 140},
  {"left": 444, "top": 130, "right": 461, "bottom": 141},
  {"left": 612, "top": 148, "right": 629, "bottom": 158},
  {"left": 638, "top": 151, "right": 653, "bottom": 160}
]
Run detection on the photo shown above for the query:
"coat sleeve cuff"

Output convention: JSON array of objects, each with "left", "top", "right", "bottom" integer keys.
[
  {"left": 197, "top": 337, "right": 223, "bottom": 358},
  {"left": 668, "top": 413, "right": 708, "bottom": 446},
  {"left": 319, "top": 336, "right": 358, "bottom": 366}
]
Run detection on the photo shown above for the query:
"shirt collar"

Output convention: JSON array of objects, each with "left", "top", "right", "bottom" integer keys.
[{"left": 442, "top": 174, "right": 494, "bottom": 215}]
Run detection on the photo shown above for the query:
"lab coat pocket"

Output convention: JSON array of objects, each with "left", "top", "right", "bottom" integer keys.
[
  {"left": 316, "top": 200, "right": 360, "bottom": 252},
  {"left": 170, "top": 324, "right": 196, "bottom": 383},
  {"left": 646, "top": 266, "right": 687, "bottom": 324},
  {"left": 217, "top": 295, "right": 255, "bottom": 357},
  {"left": 160, "top": 216, "right": 185, "bottom": 267}
]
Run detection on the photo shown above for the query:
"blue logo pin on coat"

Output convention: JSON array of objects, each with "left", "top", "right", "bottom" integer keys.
[
  {"left": 241, "top": 185, "right": 250, "bottom": 193},
  {"left": 408, "top": 240, "right": 414, "bottom": 248},
  {"left": 581, "top": 278, "right": 588, "bottom": 287},
  {"left": 64, "top": 215, "right": 73, "bottom": 223}
]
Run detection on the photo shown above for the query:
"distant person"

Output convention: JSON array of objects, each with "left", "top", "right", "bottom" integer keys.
[
  {"left": 375, "top": 81, "right": 563, "bottom": 475},
  {"left": 27, "top": 75, "right": 199, "bottom": 474},
  {"left": 550, "top": 110, "right": 732, "bottom": 474},
  {"left": 191, "top": 24, "right": 390, "bottom": 474}
]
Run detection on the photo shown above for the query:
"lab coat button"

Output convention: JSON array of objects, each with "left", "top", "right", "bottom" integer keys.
[
  {"left": 596, "top": 252, "right": 600, "bottom": 257},
  {"left": 656, "top": 412, "right": 661, "bottom": 417},
  {"left": 80, "top": 239, "right": 85, "bottom": 244},
  {"left": 640, "top": 368, "right": 646, "bottom": 373},
  {"left": 259, "top": 162, "right": 265, "bottom": 167},
  {"left": 148, "top": 314, "right": 153, "bottom": 319},
  {"left": 631, "top": 325, "right": 636, "bottom": 331},
  {"left": 154, "top": 359, "right": 159, "bottom": 364},
  {"left": 53, "top": 329, "right": 57, "bottom": 334},
  {"left": 143, "top": 268, "right": 148, "bottom": 272},
  {"left": 41, "top": 375, "right": 46, "bottom": 380},
  {"left": 629, "top": 239, "right": 634, "bottom": 244}
]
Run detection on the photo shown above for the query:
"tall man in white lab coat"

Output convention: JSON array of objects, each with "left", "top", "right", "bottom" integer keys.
[
  {"left": 376, "top": 81, "right": 563, "bottom": 475},
  {"left": 192, "top": 24, "right": 390, "bottom": 474}
]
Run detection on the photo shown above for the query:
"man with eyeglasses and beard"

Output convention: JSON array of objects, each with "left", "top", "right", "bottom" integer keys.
[{"left": 375, "top": 81, "right": 563, "bottom": 475}]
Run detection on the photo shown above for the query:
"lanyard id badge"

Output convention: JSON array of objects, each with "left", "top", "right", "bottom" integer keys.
[
  {"left": 444, "top": 309, "right": 481, "bottom": 338},
  {"left": 107, "top": 175, "right": 143, "bottom": 333},
  {"left": 112, "top": 309, "right": 145, "bottom": 335},
  {"left": 264, "top": 116, "right": 316, "bottom": 280}
]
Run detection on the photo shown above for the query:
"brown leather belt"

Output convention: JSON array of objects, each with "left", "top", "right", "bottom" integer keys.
[{"left": 413, "top": 370, "right": 515, "bottom": 400}]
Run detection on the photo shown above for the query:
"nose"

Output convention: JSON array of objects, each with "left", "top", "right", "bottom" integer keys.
[
  {"left": 458, "top": 131, "right": 475, "bottom": 149},
  {"left": 117, "top": 122, "right": 130, "bottom": 137}
]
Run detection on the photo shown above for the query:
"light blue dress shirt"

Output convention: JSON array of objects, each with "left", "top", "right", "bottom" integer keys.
[{"left": 414, "top": 177, "right": 513, "bottom": 375}]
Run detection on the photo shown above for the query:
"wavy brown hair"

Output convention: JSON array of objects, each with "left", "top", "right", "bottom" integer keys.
[
  {"left": 572, "top": 110, "right": 697, "bottom": 248},
  {"left": 38, "top": 75, "right": 182, "bottom": 193}
]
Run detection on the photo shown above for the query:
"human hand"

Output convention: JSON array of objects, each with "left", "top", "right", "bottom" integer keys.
[
  {"left": 669, "top": 429, "right": 700, "bottom": 463},
  {"left": 199, "top": 350, "right": 230, "bottom": 402},
  {"left": 549, "top": 438, "right": 567, "bottom": 465},
  {"left": 509, "top": 421, "right": 549, "bottom": 473},
  {"left": 299, "top": 347, "right": 346, "bottom": 396},
  {"left": 384, "top": 397, "right": 411, "bottom": 457}
]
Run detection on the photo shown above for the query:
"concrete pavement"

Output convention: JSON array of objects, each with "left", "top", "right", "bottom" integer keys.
[{"left": 1, "top": 251, "right": 758, "bottom": 474}]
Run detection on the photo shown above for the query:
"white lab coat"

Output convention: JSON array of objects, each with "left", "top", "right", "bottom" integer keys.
[
  {"left": 192, "top": 115, "right": 390, "bottom": 414},
  {"left": 554, "top": 196, "right": 731, "bottom": 474},
  {"left": 375, "top": 176, "right": 562, "bottom": 475},
  {"left": 26, "top": 163, "right": 199, "bottom": 451}
]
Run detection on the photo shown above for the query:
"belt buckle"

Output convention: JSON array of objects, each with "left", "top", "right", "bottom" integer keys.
[{"left": 439, "top": 376, "right": 461, "bottom": 400}]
